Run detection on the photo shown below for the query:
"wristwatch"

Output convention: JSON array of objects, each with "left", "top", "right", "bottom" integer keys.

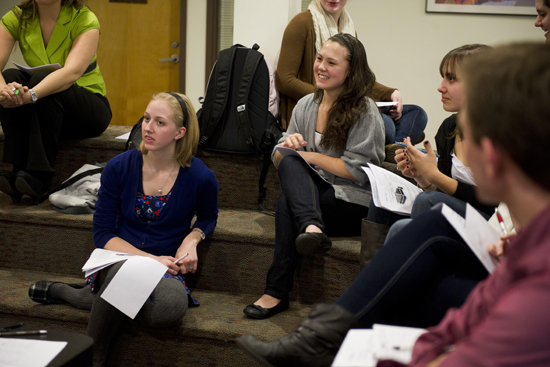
[
  {"left": 192, "top": 228, "right": 205, "bottom": 241},
  {"left": 28, "top": 89, "right": 38, "bottom": 104}
]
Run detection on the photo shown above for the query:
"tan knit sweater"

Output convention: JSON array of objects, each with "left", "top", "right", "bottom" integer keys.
[{"left": 276, "top": 10, "right": 396, "bottom": 129}]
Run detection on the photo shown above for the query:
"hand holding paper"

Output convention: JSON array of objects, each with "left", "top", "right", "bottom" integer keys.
[{"left": 439, "top": 203, "right": 500, "bottom": 273}]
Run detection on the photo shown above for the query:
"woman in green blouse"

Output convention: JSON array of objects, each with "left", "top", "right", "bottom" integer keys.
[{"left": 0, "top": 0, "right": 111, "bottom": 202}]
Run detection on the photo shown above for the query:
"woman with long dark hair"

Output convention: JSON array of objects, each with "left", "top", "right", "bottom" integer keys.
[{"left": 242, "top": 33, "right": 385, "bottom": 320}]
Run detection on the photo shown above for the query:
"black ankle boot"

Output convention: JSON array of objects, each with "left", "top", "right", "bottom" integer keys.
[
  {"left": 236, "top": 304, "right": 357, "bottom": 367},
  {"left": 0, "top": 170, "right": 22, "bottom": 203},
  {"left": 15, "top": 171, "right": 50, "bottom": 203},
  {"left": 360, "top": 220, "right": 389, "bottom": 269}
]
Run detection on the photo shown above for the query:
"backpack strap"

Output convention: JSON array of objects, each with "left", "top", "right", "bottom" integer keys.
[
  {"left": 39, "top": 166, "right": 105, "bottom": 204},
  {"left": 235, "top": 44, "right": 266, "bottom": 152},
  {"left": 257, "top": 152, "right": 275, "bottom": 215},
  {"left": 125, "top": 116, "right": 144, "bottom": 151},
  {"left": 199, "top": 44, "right": 241, "bottom": 145}
]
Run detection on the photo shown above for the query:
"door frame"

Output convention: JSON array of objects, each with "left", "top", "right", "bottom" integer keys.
[
  {"left": 179, "top": 0, "right": 187, "bottom": 94},
  {"left": 205, "top": 0, "right": 219, "bottom": 86}
]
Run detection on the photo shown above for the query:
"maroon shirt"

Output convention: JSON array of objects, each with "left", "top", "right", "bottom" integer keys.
[{"left": 379, "top": 204, "right": 550, "bottom": 367}]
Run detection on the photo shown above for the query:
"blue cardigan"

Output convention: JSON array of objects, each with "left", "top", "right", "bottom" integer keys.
[{"left": 92, "top": 149, "right": 219, "bottom": 256}]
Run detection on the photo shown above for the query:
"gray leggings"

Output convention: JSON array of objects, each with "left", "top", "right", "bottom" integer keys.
[{"left": 52, "top": 261, "right": 188, "bottom": 366}]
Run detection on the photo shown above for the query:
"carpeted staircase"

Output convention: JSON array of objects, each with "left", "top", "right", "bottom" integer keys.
[{"left": 0, "top": 125, "right": 364, "bottom": 366}]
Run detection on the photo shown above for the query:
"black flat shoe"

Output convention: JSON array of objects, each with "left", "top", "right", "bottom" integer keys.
[
  {"left": 295, "top": 232, "right": 332, "bottom": 255},
  {"left": 0, "top": 170, "right": 22, "bottom": 203},
  {"left": 28, "top": 281, "right": 64, "bottom": 304},
  {"left": 243, "top": 297, "right": 289, "bottom": 319},
  {"left": 28, "top": 281, "right": 87, "bottom": 304},
  {"left": 15, "top": 171, "right": 48, "bottom": 203}
]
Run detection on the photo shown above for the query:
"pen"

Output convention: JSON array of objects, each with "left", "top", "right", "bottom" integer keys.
[
  {"left": 0, "top": 322, "right": 24, "bottom": 332},
  {"left": 395, "top": 142, "right": 440, "bottom": 158},
  {"left": 14, "top": 89, "right": 19, "bottom": 95},
  {"left": 174, "top": 253, "right": 189, "bottom": 264},
  {"left": 495, "top": 208, "right": 508, "bottom": 236},
  {"left": 0, "top": 330, "right": 47, "bottom": 337},
  {"left": 392, "top": 346, "right": 412, "bottom": 351}
]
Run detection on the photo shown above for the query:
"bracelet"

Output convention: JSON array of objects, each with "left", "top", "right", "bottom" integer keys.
[{"left": 417, "top": 182, "right": 434, "bottom": 190}]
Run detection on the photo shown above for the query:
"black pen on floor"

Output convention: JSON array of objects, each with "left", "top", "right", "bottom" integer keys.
[
  {"left": 0, "top": 321, "right": 24, "bottom": 332},
  {"left": 0, "top": 330, "right": 47, "bottom": 337}
]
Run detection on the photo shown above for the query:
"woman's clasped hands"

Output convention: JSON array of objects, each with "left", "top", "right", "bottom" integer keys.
[
  {"left": 395, "top": 137, "right": 439, "bottom": 181},
  {"left": 0, "top": 82, "right": 29, "bottom": 108}
]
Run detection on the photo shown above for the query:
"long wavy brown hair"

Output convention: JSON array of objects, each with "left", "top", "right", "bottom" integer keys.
[
  {"left": 13, "top": 0, "right": 86, "bottom": 33},
  {"left": 314, "top": 33, "right": 376, "bottom": 152}
]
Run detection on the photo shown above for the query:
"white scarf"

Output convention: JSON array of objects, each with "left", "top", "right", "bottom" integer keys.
[{"left": 308, "top": 0, "right": 356, "bottom": 54}]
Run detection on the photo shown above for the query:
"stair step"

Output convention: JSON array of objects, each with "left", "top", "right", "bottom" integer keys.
[
  {"left": 0, "top": 193, "right": 361, "bottom": 304},
  {"left": 0, "top": 268, "right": 312, "bottom": 366}
]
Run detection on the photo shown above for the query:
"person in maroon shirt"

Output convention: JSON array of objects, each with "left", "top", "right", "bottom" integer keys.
[{"left": 378, "top": 42, "right": 550, "bottom": 367}]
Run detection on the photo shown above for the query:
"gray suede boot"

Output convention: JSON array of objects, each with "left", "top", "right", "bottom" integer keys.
[
  {"left": 236, "top": 303, "right": 357, "bottom": 367},
  {"left": 360, "top": 220, "right": 389, "bottom": 269}
]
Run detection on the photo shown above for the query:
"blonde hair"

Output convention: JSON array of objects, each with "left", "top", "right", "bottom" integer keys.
[{"left": 140, "top": 92, "right": 199, "bottom": 167}]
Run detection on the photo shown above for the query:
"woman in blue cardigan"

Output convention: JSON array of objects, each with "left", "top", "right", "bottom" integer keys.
[{"left": 27, "top": 92, "right": 219, "bottom": 366}]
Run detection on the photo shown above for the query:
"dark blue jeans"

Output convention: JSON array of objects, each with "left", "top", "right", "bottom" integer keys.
[
  {"left": 335, "top": 209, "right": 489, "bottom": 328},
  {"left": 264, "top": 155, "right": 369, "bottom": 300},
  {"left": 383, "top": 104, "right": 428, "bottom": 145}
]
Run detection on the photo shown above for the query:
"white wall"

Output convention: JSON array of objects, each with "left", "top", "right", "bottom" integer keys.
[
  {"left": 233, "top": 0, "right": 301, "bottom": 68},
  {"left": 185, "top": 0, "right": 207, "bottom": 111},
  {"left": 231, "top": 0, "right": 543, "bottom": 144}
]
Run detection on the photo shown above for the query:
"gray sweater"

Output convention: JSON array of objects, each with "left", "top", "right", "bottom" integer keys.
[{"left": 271, "top": 94, "right": 385, "bottom": 207}]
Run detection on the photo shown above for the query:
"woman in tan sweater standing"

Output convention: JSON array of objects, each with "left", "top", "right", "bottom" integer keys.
[{"left": 276, "top": 0, "right": 427, "bottom": 144}]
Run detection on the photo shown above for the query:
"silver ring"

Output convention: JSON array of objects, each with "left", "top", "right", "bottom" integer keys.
[{"left": 11, "top": 87, "right": 16, "bottom": 92}]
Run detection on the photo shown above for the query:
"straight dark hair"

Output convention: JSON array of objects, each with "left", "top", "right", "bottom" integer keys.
[
  {"left": 314, "top": 33, "right": 376, "bottom": 152},
  {"left": 439, "top": 44, "right": 490, "bottom": 140}
]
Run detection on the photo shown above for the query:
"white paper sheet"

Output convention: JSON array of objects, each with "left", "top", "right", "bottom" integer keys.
[
  {"left": 332, "top": 329, "right": 377, "bottom": 367},
  {"left": 332, "top": 325, "right": 426, "bottom": 367},
  {"left": 115, "top": 132, "right": 131, "bottom": 140},
  {"left": 276, "top": 146, "right": 329, "bottom": 183},
  {"left": 82, "top": 248, "right": 138, "bottom": 277},
  {"left": 372, "top": 324, "right": 426, "bottom": 364},
  {"left": 0, "top": 338, "right": 67, "bottom": 367},
  {"left": 100, "top": 256, "right": 168, "bottom": 319},
  {"left": 439, "top": 203, "right": 500, "bottom": 273},
  {"left": 362, "top": 164, "right": 422, "bottom": 215}
]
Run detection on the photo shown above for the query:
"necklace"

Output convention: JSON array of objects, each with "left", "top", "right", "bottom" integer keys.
[{"left": 145, "top": 159, "right": 178, "bottom": 195}]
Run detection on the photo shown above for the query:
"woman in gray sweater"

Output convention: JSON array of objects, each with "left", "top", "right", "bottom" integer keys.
[{"left": 243, "top": 33, "right": 385, "bottom": 319}]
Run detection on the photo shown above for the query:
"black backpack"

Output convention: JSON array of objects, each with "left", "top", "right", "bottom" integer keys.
[{"left": 197, "top": 43, "right": 283, "bottom": 212}]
